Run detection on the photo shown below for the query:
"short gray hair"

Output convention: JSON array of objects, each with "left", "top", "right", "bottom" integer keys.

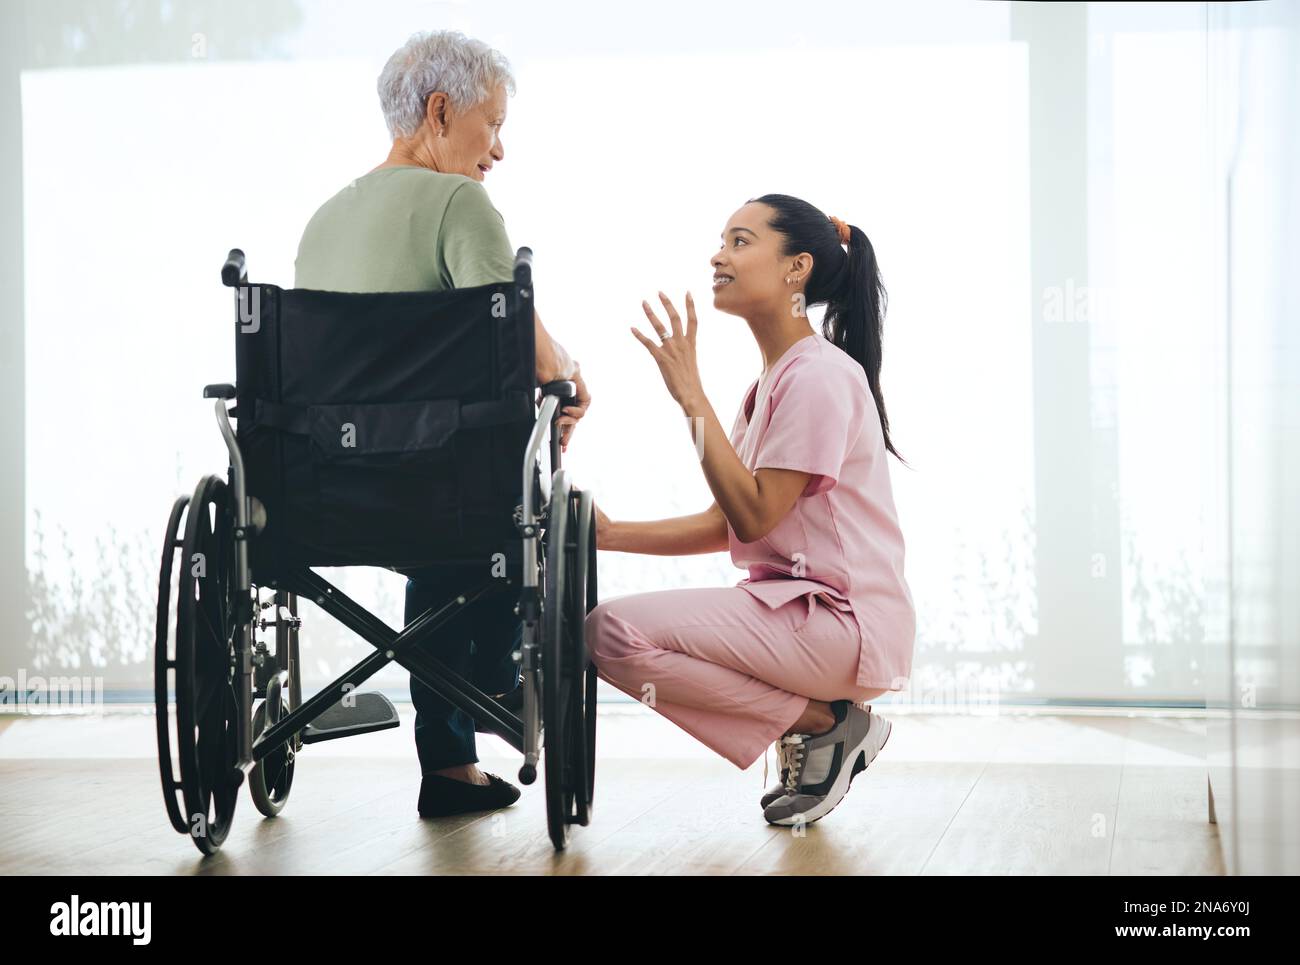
[{"left": 377, "top": 30, "right": 516, "bottom": 140}]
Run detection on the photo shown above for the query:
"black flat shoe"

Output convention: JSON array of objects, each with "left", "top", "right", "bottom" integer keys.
[{"left": 417, "top": 772, "right": 522, "bottom": 818}]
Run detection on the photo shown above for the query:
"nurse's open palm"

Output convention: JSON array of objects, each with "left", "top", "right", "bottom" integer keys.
[{"left": 630, "top": 291, "right": 705, "bottom": 410}]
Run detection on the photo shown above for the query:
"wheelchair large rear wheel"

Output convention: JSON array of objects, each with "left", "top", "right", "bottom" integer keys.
[
  {"left": 542, "top": 476, "right": 597, "bottom": 851},
  {"left": 154, "top": 474, "right": 242, "bottom": 855}
]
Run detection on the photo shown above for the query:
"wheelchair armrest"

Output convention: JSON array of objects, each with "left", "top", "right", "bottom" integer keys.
[
  {"left": 539, "top": 380, "right": 576, "bottom": 402},
  {"left": 204, "top": 383, "right": 236, "bottom": 400},
  {"left": 513, "top": 246, "right": 533, "bottom": 287}
]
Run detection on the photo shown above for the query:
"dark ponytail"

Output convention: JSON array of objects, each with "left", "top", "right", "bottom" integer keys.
[{"left": 750, "top": 193, "right": 907, "bottom": 466}]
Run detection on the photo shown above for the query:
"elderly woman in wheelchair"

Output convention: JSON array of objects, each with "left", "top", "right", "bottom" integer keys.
[
  {"left": 154, "top": 30, "right": 597, "bottom": 855},
  {"left": 297, "top": 28, "right": 594, "bottom": 815}
]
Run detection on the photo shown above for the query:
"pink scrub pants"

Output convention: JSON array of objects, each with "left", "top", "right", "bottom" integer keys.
[{"left": 584, "top": 586, "right": 887, "bottom": 770}]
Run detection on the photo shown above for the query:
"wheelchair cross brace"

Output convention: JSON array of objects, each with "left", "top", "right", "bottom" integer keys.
[
  {"left": 213, "top": 389, "right": 570, "bottom": 773},
  {"left": 247, "top": 567, "right": 526, "bottom": 761}
]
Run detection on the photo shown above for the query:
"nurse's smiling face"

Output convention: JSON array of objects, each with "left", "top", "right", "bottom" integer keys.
[{"left": 710, "top": 202, "right": 809, "bottom": 318}]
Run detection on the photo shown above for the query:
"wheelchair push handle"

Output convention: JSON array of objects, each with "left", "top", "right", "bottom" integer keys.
[{"left": 222, "top": 248, "right": 247, "bottom": 287}]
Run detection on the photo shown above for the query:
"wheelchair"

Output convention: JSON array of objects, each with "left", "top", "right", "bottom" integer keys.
[{"left": 154, "top": 246, "right": 598, "bottom": 855}]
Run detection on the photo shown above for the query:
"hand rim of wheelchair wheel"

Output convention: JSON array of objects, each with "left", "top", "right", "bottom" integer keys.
[
  {"left": 541, "top": 470, "right": 595, "bottom": 850},
  {"left": 571, "top": 487, "right": 597, "bottom": 826},
  {"left": 155, "top": 474, "right": 242, "bottom": 855}
]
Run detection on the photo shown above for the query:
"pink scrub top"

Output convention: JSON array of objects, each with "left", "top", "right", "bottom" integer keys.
[{"left": 727, "top": 333, "right": 916, "bottom": 691}]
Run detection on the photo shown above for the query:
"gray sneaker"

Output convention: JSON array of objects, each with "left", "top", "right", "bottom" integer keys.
[
  {"left": 763, "top": 701, "right": 891, "bottom": 826},
  {"left": 759, "top": 698, "right": 851, "bottom": 808},
  {"left": 759, "top": 697, "right": 852, "bottom": 811}
]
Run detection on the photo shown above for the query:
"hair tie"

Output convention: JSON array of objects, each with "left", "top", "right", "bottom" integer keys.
[{"left": 828, "top": 215, "right": 851, "bottom": 246}]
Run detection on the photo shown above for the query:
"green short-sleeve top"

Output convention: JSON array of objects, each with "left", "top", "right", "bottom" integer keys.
[{"left": 293, "top": 166, "right": 515, "bottom": 292}]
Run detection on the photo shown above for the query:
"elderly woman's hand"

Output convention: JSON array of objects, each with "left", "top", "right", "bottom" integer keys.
[{"left": 554, "top": 366, "right": 591, "bottom": 452}]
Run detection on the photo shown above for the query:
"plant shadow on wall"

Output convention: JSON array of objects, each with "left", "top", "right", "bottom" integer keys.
[
  {"left": 25, "top": 509, "right": 409, "bottom": 692},
  {"left": 24, "top": 499, "right": 1206, "bottom": 696},
  {"left": 26, "top": 510, "right": 155, "bottom": 685},
  {"left": 911, "top": 501, "right": 1038, "bottom": 703},
  {"left": 908, "top": 498, "right": 1207, "bottom": 702},
  {"left": 1124, "top": 529, "right": 1205, "bottom": 691}
]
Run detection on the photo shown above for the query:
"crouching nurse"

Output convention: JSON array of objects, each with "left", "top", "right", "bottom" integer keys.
[{"left": 585, "top": 194, "right": 917, "bottom": 827}]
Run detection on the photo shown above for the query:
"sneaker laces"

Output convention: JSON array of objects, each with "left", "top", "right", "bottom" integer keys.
[
  {"left": 762, "top": 701, "right": 864, "bottom": 792},
  {"left": 779, "top": 735, "right": 807, "bottom": 795},
  {"left": 762, "top": 735, "right": 793, "bottom": 790},
  {"left": 777, "top": 737, "right": 794, "bottom": 777}
]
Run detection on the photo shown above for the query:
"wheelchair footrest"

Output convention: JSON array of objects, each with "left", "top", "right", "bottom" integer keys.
[{"left": 301, "top": 691, "right": 401, "bottom": 745}]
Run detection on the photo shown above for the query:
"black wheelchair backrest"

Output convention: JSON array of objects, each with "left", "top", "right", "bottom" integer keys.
[{"left": 229, "top": 271, "right": 537, "bottom": 575}]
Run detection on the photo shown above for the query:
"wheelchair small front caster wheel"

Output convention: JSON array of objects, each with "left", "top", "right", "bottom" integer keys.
[
  {"left": 518, "top": 763, "right": 536, "bottom": 785},
  {"left": 249, "top": 677, "right": 295, "bottom": 817}
]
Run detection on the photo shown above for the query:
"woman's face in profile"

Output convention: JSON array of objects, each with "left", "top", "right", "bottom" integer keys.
[
  {"left": 710, "top": 202, "right": 786, "bottom": 317},
  {"left": 438, "top": 83, "right": 508, "bottom": 182}
]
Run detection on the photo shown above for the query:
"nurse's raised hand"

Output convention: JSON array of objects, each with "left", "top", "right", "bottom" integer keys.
[{"left": 630, "top": 291, "right": 705, "bottom": 411}]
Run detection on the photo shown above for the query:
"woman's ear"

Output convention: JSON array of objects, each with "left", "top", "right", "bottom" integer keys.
[
  {"left": 425, "top": 91, "right": 450, "bottom": 135},
  {"left": 790, "top": 252, "right": 814, "bottom": 283}
]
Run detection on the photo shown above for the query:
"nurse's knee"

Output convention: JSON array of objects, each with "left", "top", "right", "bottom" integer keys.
[{"left": 584, "top": 601, "right": 638, "bottom": 664}]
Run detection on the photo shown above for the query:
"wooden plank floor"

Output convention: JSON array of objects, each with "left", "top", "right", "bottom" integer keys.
[{"left": 0, "top": 706, "right": 1223, "bottom": 875}]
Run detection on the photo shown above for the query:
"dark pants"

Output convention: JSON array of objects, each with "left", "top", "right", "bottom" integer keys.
[{"left": 401, "top": 562, "right": 522, "bottom": 774}]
